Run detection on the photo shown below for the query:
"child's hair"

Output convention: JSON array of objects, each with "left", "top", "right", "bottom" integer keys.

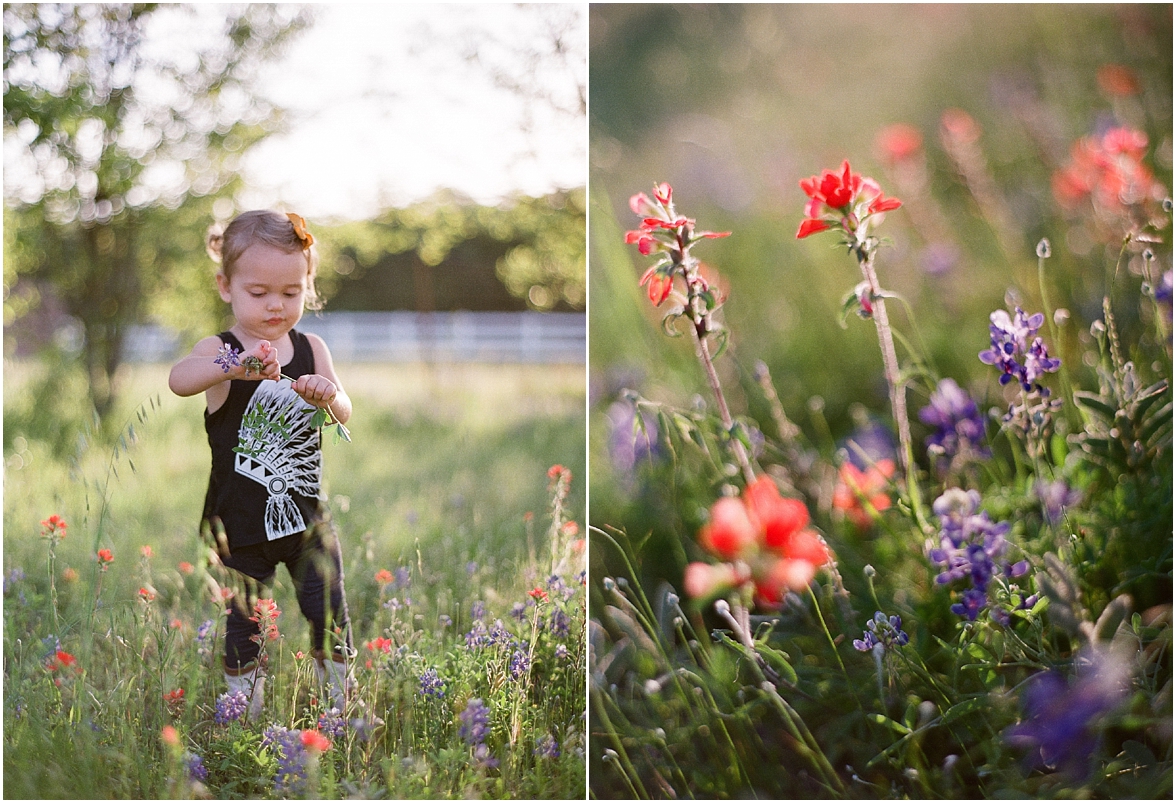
[{"left": 207, "top": 210, "right": 323, "bottom": 311}]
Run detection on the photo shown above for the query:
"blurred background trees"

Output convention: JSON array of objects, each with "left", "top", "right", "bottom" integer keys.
[
  {"left": 4, "top": 4, "right": 586, "bottom": 454},
  {"left": 3, "top": 4, "right": 310, "bottom": 426}
]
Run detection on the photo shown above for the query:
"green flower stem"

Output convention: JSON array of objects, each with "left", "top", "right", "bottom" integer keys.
[
  {"left": 761, "top": 682, "right": 846, "bottom": 795},
  {"left": 1036, "top": 248, "right": 1079, "bottom": 430},
  {"left": 692, "top": 303, "right": 756, "bottom": 487},
  {"left": 854, "top": 247, "right": 929, "bottom": 533},
  {"left": 808, "top": 586, "right": 864, "bottom": 715}
]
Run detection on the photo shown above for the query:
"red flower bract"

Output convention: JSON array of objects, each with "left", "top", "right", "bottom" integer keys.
[
  {"left": 797, "top": 160, "right": 901, "bottom": 239},
  {"left": 694, "top": 478, "right": 830, "bottom": 606}
]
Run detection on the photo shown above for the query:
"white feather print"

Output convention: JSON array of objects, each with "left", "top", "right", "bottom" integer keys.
[{"left": 234, "top": 378, "right": 322, "bottom": 540}]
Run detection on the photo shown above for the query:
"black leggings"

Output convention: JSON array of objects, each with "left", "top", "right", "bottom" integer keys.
[{"left": 219, "top": 518, "right": 353, "bottom": 670}]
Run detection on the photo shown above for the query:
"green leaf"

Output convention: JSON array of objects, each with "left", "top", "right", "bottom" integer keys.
[
  {"left": 941, "top": 695, "right": 988, "bottom": 725},
  {"left": 867, "top": 713, "right": 912, "bottom": 735},
  {"left": 756, "top": 645, "right": 798, "bottom": 686}
]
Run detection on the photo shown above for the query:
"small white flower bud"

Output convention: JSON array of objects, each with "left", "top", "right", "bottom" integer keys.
[{"left": 1036, "top": 238, "right": 1051, "bottom": 259}]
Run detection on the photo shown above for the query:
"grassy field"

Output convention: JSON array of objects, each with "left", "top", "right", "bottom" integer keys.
[{"left": 3, "top": 360, "right": 587, "bottom": 799}]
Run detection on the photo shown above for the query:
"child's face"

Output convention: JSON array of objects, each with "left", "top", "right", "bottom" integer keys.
[{"left": 217, "top": 243, "right": 309, "bottom": 342}]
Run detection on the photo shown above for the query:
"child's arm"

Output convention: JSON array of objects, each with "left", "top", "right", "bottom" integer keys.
[
  {"left": 168, "top": 336, "right": 280, "bottom": 398},
  {"left": 291, "top": 333, "right": 352, "bottom": 425}
]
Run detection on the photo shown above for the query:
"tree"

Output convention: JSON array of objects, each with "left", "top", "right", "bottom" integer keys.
[{"left": 3, "top": 4, "right": 310, "bottom": 423}]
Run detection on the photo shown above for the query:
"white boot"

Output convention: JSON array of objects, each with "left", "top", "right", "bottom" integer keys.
[
  {"left": 224, "top": 666, "right": 265, "bottom": 721},
  {"left": 313, "top": 654, "right": 352, "bottom": 711}
]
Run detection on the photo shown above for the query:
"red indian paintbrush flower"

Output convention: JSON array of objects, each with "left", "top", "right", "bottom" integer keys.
[
  {"left": 690, "top": 477, "right": 830, "bottom": 607},
  {"left": 797, "top": 160, "right": 902, "bottom": 239},
  {"left": 624, "top": 182, "right": 731, "bottom": 306}
]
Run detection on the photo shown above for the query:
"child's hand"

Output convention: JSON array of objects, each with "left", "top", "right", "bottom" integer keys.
[
  {"left": 240, "top": 341, "right": 280, "bottom": 381},
  {"left": 291, "top": 374, "right": 338, "bottom": 408}
]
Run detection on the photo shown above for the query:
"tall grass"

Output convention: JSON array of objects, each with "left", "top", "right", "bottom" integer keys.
[{"left": 3, "top": 361, "right": 586, "bottom": 799}]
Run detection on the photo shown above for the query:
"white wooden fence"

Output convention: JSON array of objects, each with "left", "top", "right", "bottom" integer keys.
[{"left": 124, "top": 311, "right": 585, "bottom": 364}]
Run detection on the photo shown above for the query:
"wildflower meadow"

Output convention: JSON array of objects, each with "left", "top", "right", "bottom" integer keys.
[
  {"left": 3, "top": 362, "right": 586, "bottom": 799},
  {"left": 587, "top": 9, "right": 1171, "bottom": 796}
]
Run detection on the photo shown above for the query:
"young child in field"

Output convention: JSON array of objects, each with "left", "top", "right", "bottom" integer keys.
[{"left": 168, "top": 210, "right": 354, "bottom": 718}]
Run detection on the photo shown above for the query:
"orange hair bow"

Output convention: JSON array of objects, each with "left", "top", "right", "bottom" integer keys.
[{"left": 287, "top": 212, "right": 315, "bottom": 250}]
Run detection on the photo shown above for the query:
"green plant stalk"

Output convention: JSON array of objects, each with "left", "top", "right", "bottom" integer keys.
[
  {"left": 808, "top": 586, "right": 864, "bottom": 715},
  {"left": 591, "top": 690, "right": 647, "bottom": 799},
  {"left": 761, "top": 681, "right": 846, "bottom": 795},
  {"left": 854, "top": 248, "right": 929, "bottom": 533},
  {"left": 691, "top": 295, "right": 756, "bottom": 487},
  {"left": 1037, "top": 250, "right": 1079, "bottom": 431}
]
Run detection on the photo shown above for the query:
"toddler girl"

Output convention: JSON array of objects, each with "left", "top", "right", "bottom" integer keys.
[{"left": 169, "top": 210, "right": 353, "bottom": 718}]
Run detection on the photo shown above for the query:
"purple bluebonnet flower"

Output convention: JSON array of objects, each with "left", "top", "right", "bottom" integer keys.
[
  {"left": 214, "top": 690, "right": 248, "bottom": 724},
  {"left": 439, "top": 614, "right": 452, "bottom": 628},
  {"left": 459, "top": 697, "right": 491, "bottom": 746},
  {"left": 554, "top": 643, "right": 569, "bottom": 661},
  {"left": 466, "top": 561, "right": 479, "bottom": 576},
  {"left": 534, "top": 733, "right": 560, "bottom": 759},
  {"left": 418, "top": 668, "right": 445, "bottom": 698},
  {"left": 842, "top": 420, "right": 896, "bottom": 470},
  {"left": 473, "top": 743, "right": 500, "bottom": 769},
  {"left": 213, "top": 344, "right": 241, "bottom": 373},
  {"left": 390, "top": 566, "right": 411, "bottom": 589},
  {"left": 548, "top": 609, "right": 571, "bottom": 639},
  {"left": 918, "top": 378, "right": 989, "bottom": 465},
  {"left": 488, "top": 619, "right": 518, "bottom": 649},
  {"left": 1153, "top": 269, "right": 1172, "bottom": 312},
  {"left": 262, "top": 725, "right": 308, "bottom": 794},
  {"left": 185, "top": 752, "right": 208, "bottom": 782},
  {"left": 852, "top": 611, "right": 910, "bottom": 652},
  {"left": 927, "top": 489, "right": 1027, "bottom": 622},
  {"left": 510, "top": 601, "right": 528, "bottom": 621},
  {"left": 606, "top": 399, "right": 661, "bottom": 478},
  {"left": 979, "top": 307, "right": 1061, "bottom": 393},
  {"left": 471, "top": 600, "right": 486, "bottom": 621},
  {"left": 317, "top": 708, "right": 346, "bottom": 740},
  {"left": 464, "top": 620, "right": 490, "bottom": 649},
  {"left": 1034, "top": 479, "right": 1082, "bottom": 524},
  {"left": 509, "top": 650, "right": 531, "bottom": 679},
  {"left": 4, "top": 567, "right": 25, "bottom": 593},
  {"left": 1004, "top": 648, "right": 1131, "bottom": 779}
]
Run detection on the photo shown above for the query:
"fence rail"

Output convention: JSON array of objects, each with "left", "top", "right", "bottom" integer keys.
[{"left": 125, "top": 311, "right": 586, "bottom": 364}]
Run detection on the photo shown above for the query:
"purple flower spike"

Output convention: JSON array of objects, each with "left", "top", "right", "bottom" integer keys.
[
  {"left": 213, "top": 344, "right": 241, "bottom": 374},
  {"left": 853, "top": 611, "right": 909, "bottom": 652},
  {"left": 979, "top": 307, "right": 1060, "bottom": 392},
  {"left": 919, "top": 378, "right": 989, "bottom": 466}
]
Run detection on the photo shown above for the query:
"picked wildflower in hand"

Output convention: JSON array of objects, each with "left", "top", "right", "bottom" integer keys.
[
  {"left": 213, "top": 343, "right": 241, "bottom": 373},
  {"left": 978, "top": 306, "right": 1060, "bottom": 394},
  {"left": 213, "top": 690, "right": 248, "bottom": 724},
  {"left": 852, "top": 611, "right": 910, "bottom": 652}
]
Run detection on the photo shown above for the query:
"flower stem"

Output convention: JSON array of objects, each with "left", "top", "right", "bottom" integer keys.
[
  {"left": 854, "top": 247, "right": 927, "bottom": 530},
  {"left": 694, "top": 325, "right": 756, "bottom": 487}
]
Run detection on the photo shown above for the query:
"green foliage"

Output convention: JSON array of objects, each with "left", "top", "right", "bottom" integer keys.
[
  {"left": 3, "top": 363, "right": 586, "bottom": 799},
  {"left": 317, "top": 187, "right": 586, "bottom": 313},
  {"left": 3, "top": 4, "right": 309, "bottom": 419}
]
